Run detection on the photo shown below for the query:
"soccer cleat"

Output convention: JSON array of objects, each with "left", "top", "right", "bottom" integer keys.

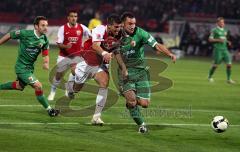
[
  {"left": 227, "top": 79, "right": 236, "bottom": 84},
  {"left": 47, "top": 92, "right": 56, "bottom": 101},
  {"left": 138, "top": 123, "right": 148, "bottom": 133},
  {"left": 91, "top": 117, "right": 104, "bottom": 126},
  {"left": 208, "top": 78, "right": 214, "bottom": 83},
  {"left": 48, "top": 108, "right": 60, "bottom": 117}
]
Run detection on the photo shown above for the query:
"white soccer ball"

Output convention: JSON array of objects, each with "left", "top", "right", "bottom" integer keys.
[{"left": 211, "top": 116, "right": 229, "bottom": 133}]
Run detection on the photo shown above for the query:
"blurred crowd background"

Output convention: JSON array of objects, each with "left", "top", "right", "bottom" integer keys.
[{"left": 1, "top": 0, "right": 240, "bottom": 57}]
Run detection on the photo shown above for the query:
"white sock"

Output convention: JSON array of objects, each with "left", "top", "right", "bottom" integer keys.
[
  {"left": 46, "top": 106, "right": 52, "bottom": 111},
  {"left": 66, "top": 81, "right": 75, "bottom": 93},
  {"left": 51, "top": 77, "right": 61, "bottom": 92},
  {"left": 93, "top": 88, "right": 108, "bottom": 119}
]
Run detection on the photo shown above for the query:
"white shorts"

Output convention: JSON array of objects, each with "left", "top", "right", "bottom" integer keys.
[
  {"left": 56, "top": 56, "right": 83, "bottom": 72},
  {"left": 75, "top": 60, "right": 107, "bottom": 84}
]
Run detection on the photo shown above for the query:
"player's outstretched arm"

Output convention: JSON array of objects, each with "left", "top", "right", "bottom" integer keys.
[
  {"left": 92, "top": 41, "right": 112, "bottom": 63},
  {"left": 114, "top": 53, "right": 128, "bottom": 80},
  {"left": 208, "top": 38, "right": 225, "bottom": 43},
  {"left": 155, "top": 43, "right": 176, "bottom": 63},
  {"left": 0, "top": 33, "right": 11, "bottom": 45}
]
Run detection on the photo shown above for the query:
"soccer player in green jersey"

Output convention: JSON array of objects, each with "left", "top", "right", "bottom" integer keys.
[
  {"left": 208, "top": 17, "right": 235, "bottom": 84},
  {"left": 0, "top": 16, "right": 60, "bottom": 117},
  {"left": 119, "top": 12, "right": 176, "bottom": 133}
]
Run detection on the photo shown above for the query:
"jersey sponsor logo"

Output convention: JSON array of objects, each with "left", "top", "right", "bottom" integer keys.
[
  {"left": 124, "top": 49, "right": 136, "bottom": 56},
  {"left": 26, "top": 48, "right": 39, "bottom": 54},
  {"left": 76, "top": 30, "right": 81, "bottom": 36},
  {"left": 68, "top": 37, "right": 79, "bottom": 43}
]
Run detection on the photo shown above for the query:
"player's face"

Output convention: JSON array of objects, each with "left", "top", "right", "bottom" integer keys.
[
  {"left": 35, "top": 20, "right": 48, "bottom": 35},
  {"left": 68, "top": 12, "right": 78, "bottom": 26},
  {"left": 108, "top": 22, "right": 122, "bottom": 36},
  {"left": 123, "top": 17, "right": 136, "bottom": 34},
  {"left": 217, "top": 19, "right": 225, "bottom": 28}
]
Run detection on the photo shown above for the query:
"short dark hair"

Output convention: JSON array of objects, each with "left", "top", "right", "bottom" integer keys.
[
  {"left": 217, "top": 17, "right": 224, "bottom": 22},
  {"left": 121, "top": 12, "right": 135, "bottom": 22},
  {"left": 33, "top": 16, "right": 47, "bottom": 25},
  {"left": 67, "top": 10, "right": 78, "bottom": 16},
  {"left": 107, "top": 14, "right": 121, "bottom": 25}
]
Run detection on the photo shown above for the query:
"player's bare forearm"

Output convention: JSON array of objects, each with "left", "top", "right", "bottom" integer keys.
[
  {"left": 42, "top": 55, "right": 49, "bottom": 70},
  {"left": 0, "top": 33, "right": 11, "bottom": 45},
  {"left": 115, "top": 53, "right": 127, "bottom": 70},
  {"left": 155, "top": 43, "right": 176, "bottom": 62},
  {"left": 115, "top": 53, "right": 128, "bottom": 79},
  {"left": 208, "top": 38, "right": 225, "bottom": 43},
  {"left": 155, "top": 43, "right": 172, "bottom": 56},
  {"left": 92, "top": 41, "right": 105, "bottom": 55},
  {"left": 92, "top": 41, "right": 112, "bottom": 63}
]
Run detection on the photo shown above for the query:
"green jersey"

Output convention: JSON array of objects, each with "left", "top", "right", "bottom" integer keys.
[
  {"left": 120, "top": 27, "right": 157, "bottom": 68},
  {"left": 10, "top": 29, "right": 49, "bottom": 74},
  {"left": 209, "top": 27, "right": 228, "bottom": 51}
]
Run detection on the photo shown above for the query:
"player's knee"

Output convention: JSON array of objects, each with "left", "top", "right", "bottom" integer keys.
[
  {"left": 33, "top": 82, "right": 42, "bottom": 91},
  {"left": 73, "top": 83, "right": 83, "bottom": 93},
  {"left": 138, "top": 99, "right": 150, "bottom": 108},
  {"left": 226, "top": 64, "right": 231, "bottom": 68},
  {"left": 126, "top": 100, "right": 137, "bottom": 108},
  {"left": 55, "top": 72, "right": 63, "bottom": 81},
  {"left": 73, "top": 87, "right": 81, "bottom": 93},
  {"left": 95, "top": 72, "right": 109, "bottom": 88},
  {"left": 98, "top": 80, "right": 109, "bottom": 88},
  {"left": 14, "top": 81, "right": 24, "bottom": 91},
  {"left": 126, "top": 96, "right": 137, "bottom": 108}
]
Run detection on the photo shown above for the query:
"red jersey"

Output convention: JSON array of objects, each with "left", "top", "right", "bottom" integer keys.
[
  {"left": 81, "top": 25, "right": 119, "bottom": 66},
  {"left": 57, "top": 23, "right": 91, "bottom": 57}
]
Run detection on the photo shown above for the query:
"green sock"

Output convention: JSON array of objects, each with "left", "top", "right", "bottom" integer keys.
[
  {"left": 36, "top": 95, "right": 50, "bottom": 109},
  {"left": 226, "top": 66, "right": 231, "bottom": 80},
  {"left": 208, "top": 66, "right": 217, "bottom": 78},
  {"left": 128, "top": 106, "right": 144, "bottom": 125},
  {"left": 0, "top": 82, "right": 14, "bottom": 90}
]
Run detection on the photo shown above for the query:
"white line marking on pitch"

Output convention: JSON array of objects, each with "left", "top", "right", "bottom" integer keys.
[
  {"left": 0, "top": 105, "right": 41, "bottom": 107},
  {"left": 0, "top": 105, "right": 239, "bottom": 113},
  {"left": 0, "top": 122, "right": 239, "bottom": 127}
]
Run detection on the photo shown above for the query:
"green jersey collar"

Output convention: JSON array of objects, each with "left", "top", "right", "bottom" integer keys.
[
  {"left": 217, "top": 26, "right": 224, "bottom": 31},
  {"left": 34, "top": 30, "right": 40, "bottom": 39}
]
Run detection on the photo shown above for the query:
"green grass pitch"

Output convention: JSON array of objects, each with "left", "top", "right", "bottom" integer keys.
[{"left": 0, "top": 44, "right": 239, "bottom": 152}]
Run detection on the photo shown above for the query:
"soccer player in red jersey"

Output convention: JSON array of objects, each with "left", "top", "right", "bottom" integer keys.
[{"left": 48, "top": 10, "right": 91, "bottom": 101}]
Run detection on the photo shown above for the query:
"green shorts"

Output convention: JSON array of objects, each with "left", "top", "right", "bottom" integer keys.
[
  {"left": 118, "top": 68, "right": 150, "bottom": 99},
  {"left": 213, "top": 49, "right": 231, "bottom": 64},
  {"left": 16, "top": 72, "right": 38, "bottom": 86}
]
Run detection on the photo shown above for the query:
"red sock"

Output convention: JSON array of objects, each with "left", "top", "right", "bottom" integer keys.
[{"left": 35, "top": 90, "right": 43, "bottom": 96}]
